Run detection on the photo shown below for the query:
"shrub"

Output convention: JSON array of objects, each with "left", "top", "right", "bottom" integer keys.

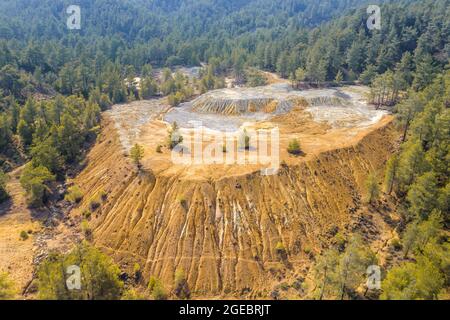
[
  {"left": 279, "top": 282, "right": 290, "bottom": 291},
  {"left": 121, "top": 289, "right": 146, "bottom": 300},
  {"left": 334, "top": 232, "right": 346, "bottom": 250},
  {"left": 365, "top": 173, "right": 380, "bottom": 205},
  {"left": 0, "top": 272, "right": 16, "bottom": 299},
  {"left": 390, "top": 238, "right": 402, "bottom": 251},
  {"left": 65, "top": 185, "right": 83, "bottom": 203},
  {"left": 275, "top": 242, "right": 287, "bottom": 260},
  {"left": 98, "top": 190, "right": 108, "bottom": 201},
  {"left": 303, "top": 246, "right": 312, "bottom": 255},
  {"left": 37, "top": 242, "right": 123, "bottom": 300},
  {"left": 245, "top": 69, "right": 268, "bottom": 87},
  {"left": 167, "top": 122, "right": 183, "bottom": 150},
  {"left": 130, "top": 143, "right": 144, "bottom": 167},
  {"left": 20, "top": 230, "right": 29, "bottom": 240},
  {"left": 173, "top": 268, "right": 190, "bottom": 299},
  {"left": 239, "top": 130, "right": 250, "bottom": 150},
  {"left": 133, "top": 263, "right": 142, "bottom": 281},
  {"left": 81, "top": 220, "right": 92, "bottom": 239},
  {"left": 152, "top": 282, "right": 168, "bottom": 300},
  {"left": 178, "top": 196, "right": 187, "bottom": 210},
  {"left": 156, "top": 145, "right": 162, "bottom": 153},
  {"left": 148, "top": 276, "right": 167, "bottom": 300},
  {"left": 287, "top": 139, "right": 302, "bottom": 155},
  {"left": 20, "top": 164, "right": 55, "bottom": 207}
]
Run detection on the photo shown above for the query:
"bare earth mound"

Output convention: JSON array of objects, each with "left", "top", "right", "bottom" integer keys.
[{"left": 70, "top": 84, "right": 399, "bottom": 298}]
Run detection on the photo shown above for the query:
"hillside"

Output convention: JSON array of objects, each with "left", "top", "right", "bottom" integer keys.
[
  {"left": 0, "top": 0, "right": 448, "bottom": 302},
  {"left": 67, "top": 82, "right": 400, "bottom": 298}
]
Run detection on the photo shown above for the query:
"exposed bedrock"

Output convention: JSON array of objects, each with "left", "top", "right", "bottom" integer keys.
[{"left": 73, "top": 117, "right": 399, "bottom": 297}]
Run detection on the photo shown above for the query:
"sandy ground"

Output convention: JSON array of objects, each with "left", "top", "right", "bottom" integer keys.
[
  {"left": 0, "top": 166, "right": 82, "bottom": 298},
  {"left": 106, "top": 99, "right": 171, "bottom": 151},
  {"left": 0, "top": 167, "right": 41, "bottom": 296}
]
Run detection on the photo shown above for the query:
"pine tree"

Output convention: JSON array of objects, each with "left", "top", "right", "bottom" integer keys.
[
  {"left": 130, "top": 143, "right": 144, "bottom": 168},
  {"left": 413, "top": 54, "right": 437, "bottom": 91},
  {"left": 37, "top": 242, "right": 123, "bottom": 300},
  {"left": 311, "top": 235, "right": 376, "bottom": 300},
  {"left": 140, "top": 77, "right": 158, "bottom": 99},
  {"left": 365, "top": 173, "right": 380, "bottom": 205},
  {"left": 359, "top": 65, "right": 378, "bottom": 85},
  {"left": 287, "top": 139, "right": 302, "bottom": 155},
  {"left": 395, "top": 93, "right": 425, "bottom": 142},
  {"left": 334, "top": 70, "right": 344, "bottom": 83},
  {"left": 407, "top": 172, "right": 439, "bottom": 220},
  {"left": 381, "top": 255, "right": 445, "bottom": 300},
  {"left": 384, "top": 155, "right": 399, "bottom": 194},
  {"left": 397, "top": 140, "right": 428, "bottom": 191},
  {"left": 20, "top": 164, "right": 55, "bottom": 207},
  {"left": 30, "top": 140, "right": 64, "bottom": 175}
]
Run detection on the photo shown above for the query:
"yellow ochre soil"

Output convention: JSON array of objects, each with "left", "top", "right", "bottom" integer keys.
[{"left": 70, "top": 98, "right": 399, "bottom": 298}]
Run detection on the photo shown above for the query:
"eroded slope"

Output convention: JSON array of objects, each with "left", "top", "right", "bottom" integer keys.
[{"left": 71, "top": 113, "right": 399, "bottom": 297}]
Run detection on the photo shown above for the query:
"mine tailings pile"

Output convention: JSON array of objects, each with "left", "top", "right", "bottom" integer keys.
[{"left": 71, "top": 113, "right": 399, "bottom": 297}]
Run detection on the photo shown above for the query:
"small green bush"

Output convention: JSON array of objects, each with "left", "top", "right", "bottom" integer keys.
[
  {"left": 20, "top": 230, "right": 29, "bottom": 241},
  {"left": 99, "top": 190, "right": 108, "bottom": 201},
  {"left": 121, "top": 289, "right": 146, "bottom": 300},
  {"left": 390, "top": 238, "right": 402, "bottom": 251},
  {"left": 287, "top": 139, "right": 302, "bottom": 155},
  {"left": 148, "top": 276, "right": 167, "bottom": 300},
  {"left": 81, "top": 220, "right": 92, "bottom": 239},
  {"left": 0, "top": 272, "right": 16, "bottom": 299},
  {"left": 152, "top": 283, "right": 168, "bottom": 300},
  {"left": 239, "top": 130, "right": 250, "bottom": 150},
  {"left": 275, "top": 242, "right": 285, "bottom": 251},
  {"left": 334, "top": 232, "right": 346, "bottom": 250},
  {"left": 133, "top": 263, "right": 142, "bottom": 281},
  {"left": 275, "top": 242, "right": 287, "bottom": 260},
  {"left": 303, "top": 246, "right": 312, "bottom": 255},
  {"left": 174, "top": 268, "right": 190, "bottom": 299},
  {"left": 65, "top": 185, "right": 83, "bottom": 203}
]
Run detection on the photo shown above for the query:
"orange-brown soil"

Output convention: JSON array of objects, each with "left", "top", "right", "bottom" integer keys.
[{"left": 69, "top": 100, "right": 400, "bottom": 298}]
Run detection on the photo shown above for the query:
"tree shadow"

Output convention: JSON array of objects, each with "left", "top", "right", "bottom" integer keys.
[{"left": 0, "top": 198, "right": 13, "bottom": 217}]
